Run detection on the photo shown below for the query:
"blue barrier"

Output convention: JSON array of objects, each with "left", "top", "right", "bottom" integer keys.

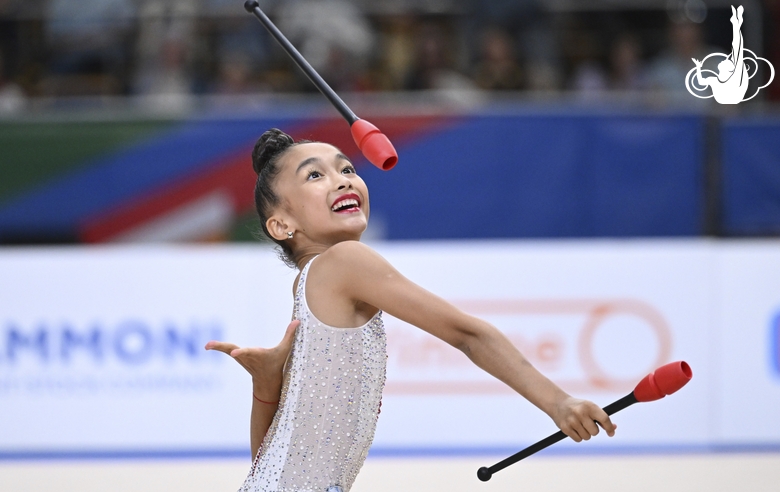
[
  {"left": 722, "top": 118, "right": 780, "bottom": 236},
  {"left": 363, "top": 114, "right": 705, "bottom": 239},
  {"left": 0, "top": 112, "right": 736, "bottom": 241}
]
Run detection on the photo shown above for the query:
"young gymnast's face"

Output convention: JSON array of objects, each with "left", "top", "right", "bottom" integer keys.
[{"left": 269, "top": 142, "right": 370, "bottom": 245}]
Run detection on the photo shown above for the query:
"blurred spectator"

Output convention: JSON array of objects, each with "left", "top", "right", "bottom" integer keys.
[
  {"left": 403, "top": 21, "right": 475, "bottom": 92},
  {"left": 138, "top": 34, "right": 194, "bottom": 110},
  {"left": 522, "top": 14, "right": 562, "bottom": 92},
  {"left": 572, "top": 61, "right": 607, "bottom": 98},
  {"left": 0, "top": 50, "right": 26, "bottom": 113},
  {"left": 3, "top": 1, "right": 772, "bottom": 103},
  {"left": 214, "top": 51, "right": 259, "bottom": 95},
  {"left": 133, "top": 0, "right": 197, "bottom": 111},
  {"left": 467, "top": 0, "right": 561, "bottom": 92},
  {"left": 569, "top": 28, "right": 607, "bottom": 98},
  {"left": 648, "top": 20, "right": 713, "bottom": 104},
  {"left": 472, "top": 27, "right": 524, "bottom": 91},
  {"left": 276, "top": 0, "right": 375, "bottom": 92},
  {"left": 44, "top": 0, "right": 135, "bottom": 96},
  {"left": 375, "top": 15, "right": 416, "bottom": 91},
  {"left": 571, "top": 31, "right": 650, "bottom": 100},
  {"left": 609, "top": 33, "right": 649, "bottom": 92},
  {"left": 205, "top": 0, "right": 273, "bottom": 92}
]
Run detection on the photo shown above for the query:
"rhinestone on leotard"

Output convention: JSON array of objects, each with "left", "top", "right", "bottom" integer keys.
[{"left": 238, "top": 256, "right": 387, "bottom": 492}]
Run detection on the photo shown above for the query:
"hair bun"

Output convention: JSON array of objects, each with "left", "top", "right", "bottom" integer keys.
[{"left": 252, "top": 128, "right": 295, "bottom": 175}]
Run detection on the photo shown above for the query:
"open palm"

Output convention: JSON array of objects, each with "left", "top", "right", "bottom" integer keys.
[{"left": 205, "top": 319, "right": 299, "bottom": 400}]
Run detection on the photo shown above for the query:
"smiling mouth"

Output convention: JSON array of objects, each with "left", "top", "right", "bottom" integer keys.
[{"left": 331, "top": 195, "right": 362, "bottom": 213}]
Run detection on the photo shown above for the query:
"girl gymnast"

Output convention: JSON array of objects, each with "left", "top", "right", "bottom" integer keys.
[{"left": 206, "top": 128, "right": 616, "bottom": 492}]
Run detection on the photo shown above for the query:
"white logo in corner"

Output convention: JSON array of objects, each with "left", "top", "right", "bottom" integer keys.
[{"left": 685, "top": 5, "right": 774, "bottom": 104}]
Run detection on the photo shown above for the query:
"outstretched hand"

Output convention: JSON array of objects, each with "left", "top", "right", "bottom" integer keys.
[
  {"left": 205, "top": 319, "right": 300, "bottom": 401},
  {"left": 692, "top": 58, "right": 703, "bottom": 68},
  {"left": 551, "top": 396, "right": 617, "bottom": 442}
]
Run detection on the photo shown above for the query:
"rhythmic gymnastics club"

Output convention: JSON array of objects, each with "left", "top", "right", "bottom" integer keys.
[
  {"left": 477, "top": 361, "right": 693, "bottom": 482},
  {"left": 244, "top": 0, "right": 398, "bottom": 171}
]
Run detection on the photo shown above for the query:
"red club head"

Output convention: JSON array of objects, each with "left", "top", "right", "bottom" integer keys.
[
  {"left": 350, "top": 119, "right": 398, "bottom": 170},
  {"left": 633, "top": 361, "right": 692, "bottom": 403}
]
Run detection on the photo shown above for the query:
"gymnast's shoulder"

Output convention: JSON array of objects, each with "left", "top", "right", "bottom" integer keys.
[{"left": 319, "top": 240, "right": 399, "bottom": 283}]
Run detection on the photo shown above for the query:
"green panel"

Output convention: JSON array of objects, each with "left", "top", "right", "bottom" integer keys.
[
  {"left": 229, "top": 210, "right": 264, "bottom": 243},
  {"left": 0, "top": 120, "right": 174, "bottom": 203}
]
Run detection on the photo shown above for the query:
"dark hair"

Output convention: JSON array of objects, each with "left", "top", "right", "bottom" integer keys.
[{"left": 252, "top": 128, "right": 311, "bottom": 269}]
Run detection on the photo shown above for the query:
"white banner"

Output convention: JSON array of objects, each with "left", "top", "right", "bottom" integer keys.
[
  {"left": 0, "top": 240, "right": 777, "bottom": 456},
  {"left": 0, "top": 246, "right": 295, "bottom": 452},
  {"left": 374, "top": 241, "right": 711, "bottom": 449},
  {"left": 716, "top": 242, "right": 780, "bottom": 443}
]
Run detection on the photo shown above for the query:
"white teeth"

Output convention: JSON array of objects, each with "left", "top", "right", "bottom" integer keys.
[{"left": 331, "top": 198, "right": 359, "bottom": 211}]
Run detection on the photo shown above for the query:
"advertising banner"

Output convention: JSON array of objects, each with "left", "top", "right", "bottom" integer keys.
[
  {"left": 373, "top": 241, "right": 713, "bottom": 450},
  {"left": 0, "top": 240, "right": 777, "bottom": 457},
  {"left": 0, "top": 246, "right": 295, "bottom": 454},
  {"left": 716, "top": 242, "right": 780, "bottom": 443}
]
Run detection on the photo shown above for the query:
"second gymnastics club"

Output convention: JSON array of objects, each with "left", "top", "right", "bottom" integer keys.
[
  {"left": 244, "top": 0, "right": 398, "bottom": 171},
  {"left": 477, "top": 361, "right": 693, "bottom": 482}
]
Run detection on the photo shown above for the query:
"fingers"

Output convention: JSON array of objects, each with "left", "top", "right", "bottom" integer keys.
[
  {"left": 566, "top": 418, "right": 598, "bottom": 442},
  {"left": 204, "top": 341, "right": 240, "bottom": 355},
  {"left": 582, "top": 416, "right": 601, "bottom": 438},
  {"left": 563, "top": 421, "right": 587, "bottom": 442},
  {"left": 593, "top": 410, "right": 617, "bottom": 437},
  {"left": 229, "top": 347, "right": 249, "bottom": 358},
  {"left": 560, "top": 401, "right": 617, "bottom": 442},
  {"left": 207, "top": 319, "right": 300, "bottom": 359}
]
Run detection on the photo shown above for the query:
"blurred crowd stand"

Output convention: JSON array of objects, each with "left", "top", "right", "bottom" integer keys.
[
  {"left": 648, "top": 21, "right": 717, "bottom": 106},
  {"left": 0, "top": 50, "right": 26, "bottom": 113},
  {"left": 0, "top": 0, "right": 778, "bottom": 114},
  {"left": 131, "top": 0, "right": 198, "bottom": 112}
]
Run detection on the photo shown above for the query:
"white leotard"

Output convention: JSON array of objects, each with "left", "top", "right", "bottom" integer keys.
[{"left": 239, "top": 256, "right": 387, "bottom": 492}]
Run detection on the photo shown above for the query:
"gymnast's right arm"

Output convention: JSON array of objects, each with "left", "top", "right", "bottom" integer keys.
[
  {"left": 324, "top": 241, "right": 615, "bottom": 443},
  {"left": 205, "top": 319, "right": 299, "bottom": 459}
]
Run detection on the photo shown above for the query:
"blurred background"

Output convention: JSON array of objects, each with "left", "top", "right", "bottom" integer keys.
[
  {"left": 1, "top": 0, "right": 780, "bottom": 491},
  {"left": 0, "top": 0, "right": 779, "bottom": 243}
]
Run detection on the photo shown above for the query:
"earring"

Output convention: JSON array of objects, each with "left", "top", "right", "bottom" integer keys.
[{"left": 287, "top": 231, "right": 294, "bottom": 239}]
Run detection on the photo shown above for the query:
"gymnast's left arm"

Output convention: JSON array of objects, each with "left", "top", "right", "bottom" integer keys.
[
  {"left": 327, "top": 241, "right": 616, "bottom": 442},
  {"left": 205, "top": 319, "right": 299, "bottom": 460}
]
